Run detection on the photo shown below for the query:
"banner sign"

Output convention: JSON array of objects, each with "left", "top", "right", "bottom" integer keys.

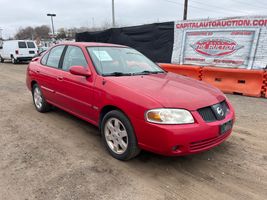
[
  {"left": 181, "top": 29, "right": 259, "bottom": 68},
  {"left": 172, "top": 16, "right": 267, "bottom": 69}
]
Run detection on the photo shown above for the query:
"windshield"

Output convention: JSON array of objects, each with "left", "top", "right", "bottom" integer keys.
[{"left": 87, "top": 47, "right": 165, "bottom": 76}]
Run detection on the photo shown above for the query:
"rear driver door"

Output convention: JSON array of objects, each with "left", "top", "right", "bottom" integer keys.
[{"left": 37, "top": 45, "right": 66, "bottom": 104}]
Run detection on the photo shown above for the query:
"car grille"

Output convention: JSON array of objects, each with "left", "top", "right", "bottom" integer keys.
[
  {"left": 198, "top": 107, "right": 216, "bottom": 122},
  {"left": 189, "top": 131, "right": 230, "bottom": 151},
  {"left": 198, "top": 101, "right": 229, "bottom": 122}
]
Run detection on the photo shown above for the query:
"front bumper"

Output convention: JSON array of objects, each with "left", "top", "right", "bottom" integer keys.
[{"left": 132, "top": 102, "right": 235, "bottom": 156}]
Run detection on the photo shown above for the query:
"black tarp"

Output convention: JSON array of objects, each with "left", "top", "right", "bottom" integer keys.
[{"left": 75, "top": 22, "right": 174, "bottom": 63}]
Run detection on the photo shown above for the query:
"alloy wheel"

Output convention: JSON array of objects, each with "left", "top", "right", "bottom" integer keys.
[
  {"left": 104, "top": 117, "right": 128, "bottom": 154},
  {"left": 33, "top": 87, "right": 43, "bottom": 109}
]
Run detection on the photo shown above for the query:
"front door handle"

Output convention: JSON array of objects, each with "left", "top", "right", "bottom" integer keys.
[{"left": 57, "top": 77, "right": 63, "bottom": 81}]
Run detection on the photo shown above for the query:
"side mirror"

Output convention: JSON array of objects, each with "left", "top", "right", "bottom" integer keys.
[{"left": 69, "top": 66, "right": 91, "bottom": 77}]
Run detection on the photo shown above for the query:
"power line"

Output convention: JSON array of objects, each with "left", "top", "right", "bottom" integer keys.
[
  {"left": 257, "top": 0, "right": 267, "bottom": 5},
  {"left": 161, "top": 0, "right": 229, "bottom": 14},
  {"left": 190, "top": 0, "right": 251, "bottom": 15},
  {"left": 233, "top": 0, "right": 267, "bottom": 10},
  {"left": 160, "top": 0, "right": 250, "bottom": 16}
]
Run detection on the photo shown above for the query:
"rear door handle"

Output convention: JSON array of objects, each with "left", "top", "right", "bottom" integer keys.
[
  {"left": 57, "top": 77, "right": 63, "bottom": 81},
  {"left": 36, "top": 70, "right": 40, "bottom": 74}
]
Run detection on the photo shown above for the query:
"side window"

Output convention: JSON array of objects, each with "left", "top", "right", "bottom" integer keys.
[
  {"left": 27, "top": 42, "right": 36, "bottom": 48},
  {"left": 41, "top": 52, "right": 49, "bottom": 65},
  {"left": 62, "top": 46, "right": 88, "bottom": 71},
  {"left": 46, "top": 45, "right": 65, "bottom": 68},
  {"left": 18, "top": 42, "right": 27, "bottom": 48}
]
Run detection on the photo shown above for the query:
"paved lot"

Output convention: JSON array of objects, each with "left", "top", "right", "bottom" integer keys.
[{"left": 0, "top": 62, "right": 266, "bottom": 200}]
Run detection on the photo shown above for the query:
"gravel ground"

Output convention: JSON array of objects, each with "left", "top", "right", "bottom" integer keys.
[{"left": 0, "top": 62, "right": 266, "bottom": 200}]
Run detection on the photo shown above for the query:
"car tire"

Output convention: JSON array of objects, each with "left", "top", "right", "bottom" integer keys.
[
  {"left": 32, "top": 84, "right": 51, "bottom": 113},
  {"left": 11, "top": 56, "right": 18, "bottom": 64},
  {"left": 101, "top": 110, "right": 141, "bottom": 160},
  {"left": 0, "top": 56, "right": 4, "bottom": 63}
]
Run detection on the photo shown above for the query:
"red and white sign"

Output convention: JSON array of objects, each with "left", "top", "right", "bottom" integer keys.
[
  {"left": 181, "top": 29, "right": 258, "bottom": 68},
  {"left": 190, "top": 38, "right": 244, "bottom": 57},
  {"left": 172, "top": 16, "right": 267, "bottom": 69}
]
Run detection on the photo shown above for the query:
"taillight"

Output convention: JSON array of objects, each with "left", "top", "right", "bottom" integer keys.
[{"left": 15, "top": 50, "right": 19, "bottom": 54}]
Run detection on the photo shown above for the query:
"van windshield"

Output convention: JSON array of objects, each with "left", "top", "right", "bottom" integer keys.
[
  {"left": 18, "top": 42, "right": 27, "bottom": 48},
  {"left": 87, "top": 47, "right": 165, "bottom": 76},
  {"left": 27, "top": 42, "right": 36, "bottom": 48}
]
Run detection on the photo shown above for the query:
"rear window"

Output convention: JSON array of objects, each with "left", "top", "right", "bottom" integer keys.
[
  {"left": 41, "top": 52, "right": 49, "bottom": 65},
  {"left": 18, "top": 42, "right": 27, "bottom": 48},
  {"left": 27, "top": 42, "right": 36, "bottom": 48},
  {"left": 46, "top": 45, "right": 65, "bottom": 68}
]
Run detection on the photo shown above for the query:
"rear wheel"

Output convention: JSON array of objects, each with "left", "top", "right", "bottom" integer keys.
[
  {"left": 0, "top": 56, "right": 4, "bottom": 63},
  {"left": 11, "top": 56, "right": 18, "bottom": 64},
  {"left": 32, "top": 84, "right": 51, "bottom": 113},
  {"left": 101, "top": 110, "right": 140, "bottom": 160}
]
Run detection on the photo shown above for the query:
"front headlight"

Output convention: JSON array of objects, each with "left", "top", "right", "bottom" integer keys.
[{"left": 145, "top": 108, "right": 194, "bottom": 124}]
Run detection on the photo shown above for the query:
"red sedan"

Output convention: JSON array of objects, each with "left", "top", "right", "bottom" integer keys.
[{"left": 26, "top": 42, "right": 235, "bottom": 160}]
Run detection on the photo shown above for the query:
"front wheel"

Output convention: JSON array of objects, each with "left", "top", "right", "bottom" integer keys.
[
  {"left": 0, "top": 56, "right": 4, "bottom": 63},
  {"left": 32, "top": 84, "right": 51, "bottom": 113},
  {"left": 101, "top": 110, "right": 140, "bottom": 160}
]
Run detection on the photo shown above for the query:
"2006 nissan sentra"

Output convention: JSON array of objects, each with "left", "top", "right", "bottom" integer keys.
[{"left": 26, "top": 42, "right": 235, "bottom": 160}]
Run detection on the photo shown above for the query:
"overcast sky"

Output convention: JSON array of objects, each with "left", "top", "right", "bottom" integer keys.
[{"left": 1, "top": 0, "right": 267, "bottom": 38}]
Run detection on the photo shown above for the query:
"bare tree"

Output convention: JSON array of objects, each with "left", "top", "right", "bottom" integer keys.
[
  {"left": 35, "top": 25, "right": 50, "bottom": 39},
  {"left": 15, "top": 26, "right": 35, "bottom": 40},
  {"left": 14, "top": 22, "right": 115, "bottom": 41},
  {"left": 14, "top": 25, "right": 50, "bottom": 40},
  {"left": 56, "top": 28, "right": 66, "bottom": 39}
]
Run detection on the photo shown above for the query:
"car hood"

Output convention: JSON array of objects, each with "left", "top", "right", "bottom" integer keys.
[{"left": 107, "top": 72, "right": 225, "bottom": 111}]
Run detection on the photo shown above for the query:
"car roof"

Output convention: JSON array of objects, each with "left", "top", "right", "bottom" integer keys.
[
  {"left": 5, "top": 40, "right": 35, "bottom": 42},
  {"left": 57, "top": 42, "right": 128, "bottom": 48}
]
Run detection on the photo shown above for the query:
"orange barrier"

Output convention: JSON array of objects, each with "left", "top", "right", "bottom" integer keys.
[
  {"left": 158, "top": 63, "right": 202, "bottom": 80},
  {"left": 202, "top": 67, "right": 265, "bottom": 97},
  {"left": 264, "top": 71, "right": 267, "bottom": 98}
]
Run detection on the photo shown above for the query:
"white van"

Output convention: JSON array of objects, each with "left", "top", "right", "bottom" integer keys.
[{"left": 0, "top": 40, "right": 38, "bottom": 64}]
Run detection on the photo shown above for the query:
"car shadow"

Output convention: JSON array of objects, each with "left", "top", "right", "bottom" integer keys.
[
  {"left": 50, "top": 106, "right": 231, "bottom": 168},
  {"left": 2, "top": 61, "right": 30, "bottom": 65},
  {"left": 52, "top": 106, "right": 100, "bottom": 136}
]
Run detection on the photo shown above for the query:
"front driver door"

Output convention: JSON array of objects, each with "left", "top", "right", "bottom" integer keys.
[{"left": 56, "top": 45, "right": 97, "bottom": 122}]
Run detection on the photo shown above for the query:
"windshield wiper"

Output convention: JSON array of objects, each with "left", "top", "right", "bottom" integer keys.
[
  {"left": 103, "top": 70, "right": 165, "bottom": 76},
  {"left": 103, "top": 72, "right": 133, "bottom": 77},
  {"left": 134, "top": 70, "right": 165, "bottom": 75}
]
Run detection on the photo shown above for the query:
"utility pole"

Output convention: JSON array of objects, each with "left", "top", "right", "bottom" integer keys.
[
  {"left": 92, "top": 17, "right": 95, "bottom": 28},
  {"left": 0, "top": 28, "right": 3, "bottom": 50},
  {"left": 183, "top": 0, "right": 188, "bottom": 20},
  {"left": 112, "top": 0, "right": 115, "bottom": 27},
  {"left": 0, "top": 28, "right": 3, "bottom": 39},
  {"left": 47, "top": 13, "right": 56, "bottom": 39}
]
